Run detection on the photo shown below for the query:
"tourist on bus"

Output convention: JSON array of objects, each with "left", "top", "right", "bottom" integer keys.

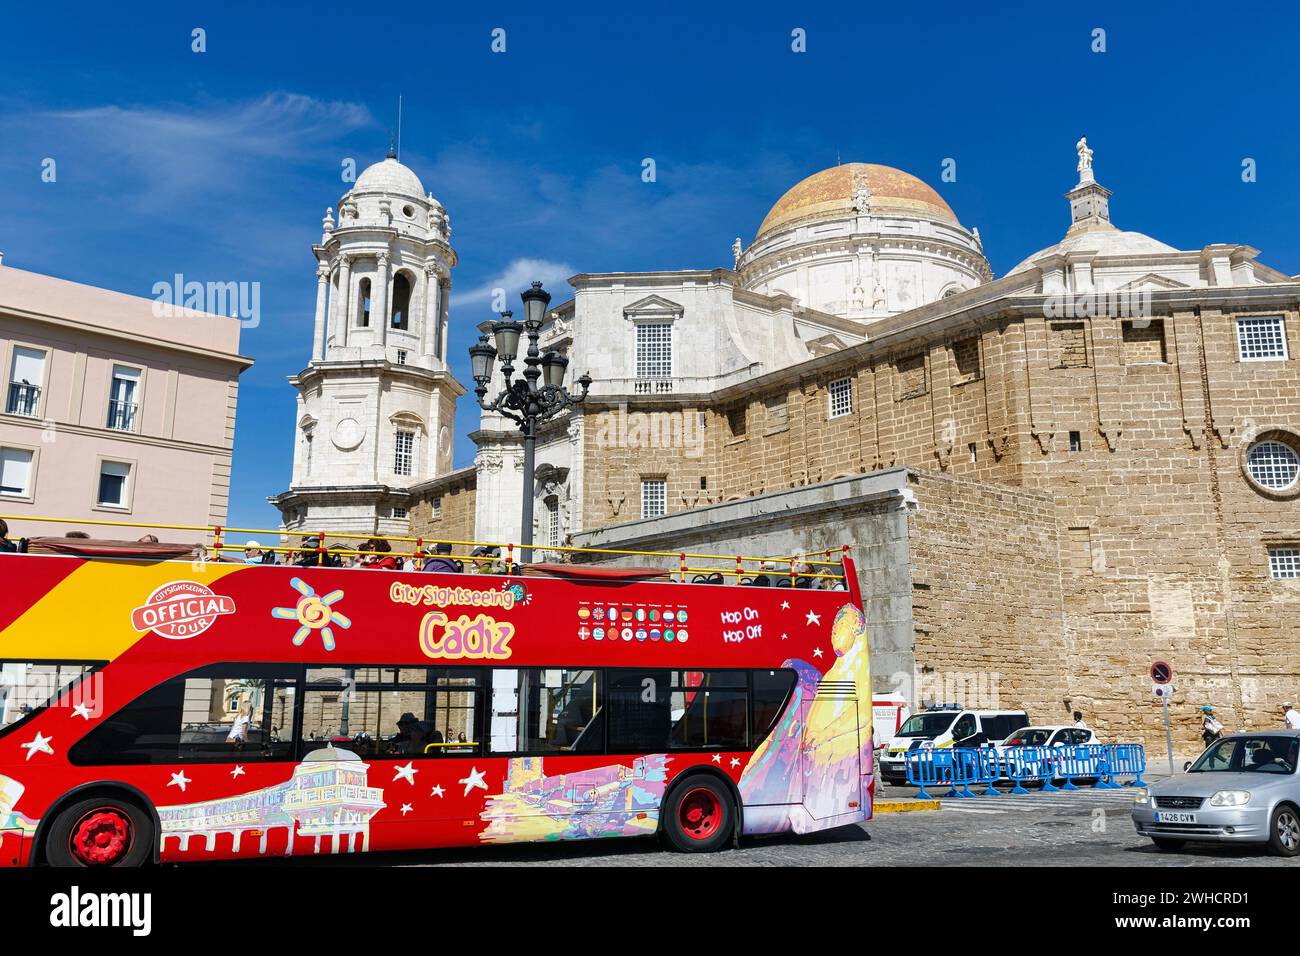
[
  {"left": 361, "top": 538, "right": 399, "bottom": 570},
  {"left": 423, "top": 542, "right": 463, "bottom": 574},
  {"left": 0, "top": 520, "right": 16, "bottom": 553},
  {"left": 390, "top": 713, "right": 430, "bottom": 754},
  {"left": 242, "top": 541, "right": 264, "bottom": 565}
]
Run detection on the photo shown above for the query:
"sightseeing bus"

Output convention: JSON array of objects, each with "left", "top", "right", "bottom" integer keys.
[{"left": 0, "top": 517, "right": 873, "bottom": 867}]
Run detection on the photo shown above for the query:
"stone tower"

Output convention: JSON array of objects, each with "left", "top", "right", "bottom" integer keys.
[{"left": 269, "top": 149, "right": 464, "bottom": 538}]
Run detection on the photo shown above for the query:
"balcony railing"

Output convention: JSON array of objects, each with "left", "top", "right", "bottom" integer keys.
[
  {"left": 5, "top": 382, "right": 40, "bottom": 417},
  {"left": 107, "top": 400, "right": 138, "bottom": 432}
]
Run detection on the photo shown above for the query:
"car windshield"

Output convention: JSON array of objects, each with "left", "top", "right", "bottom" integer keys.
[
  {"left": 1189, "top": 736, "right": 1299, "bottom": 774},
  {"left": 897, "top": 712, "right": 956, "bottom": 739},
  {"left": 1006, "top": 728, "right": 1053, "bottom": 747}
]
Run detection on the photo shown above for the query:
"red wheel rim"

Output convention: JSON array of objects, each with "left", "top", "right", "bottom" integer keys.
[
  {"left": 69, "top": 807, "right": 134, "bottom": 866},
  {"left": 678, "top": 787, "right": 723, "bottom": 840}
]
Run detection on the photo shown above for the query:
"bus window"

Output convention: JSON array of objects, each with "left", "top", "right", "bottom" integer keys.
[
  {"left": 71, "top": 665, "right": 296, "bottom": 765},
  {"left": 670, "top": 671, "right": 747, "bottom": 750},
  {"left": 302, "top": 666, "right": 483, "bottom": 759},
  {"left": 751, "top": 669, "right": 797, "bottom": 744},
  {"left": 606, "top": 669, "right": 672, "bottom": 753},
  {"left": 0, "top": 661, "right": 101, "bottom": 732},
  {"left": 489, "top": 669, "right": 602, "bottom": 754}
]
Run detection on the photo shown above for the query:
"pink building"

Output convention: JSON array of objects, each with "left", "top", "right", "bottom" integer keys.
[{"left": 0, "top": 264, "right": 253, "bottom": 539}]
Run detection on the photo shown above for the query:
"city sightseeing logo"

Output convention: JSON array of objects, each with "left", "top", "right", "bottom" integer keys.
[{"left": 131, "top": 581, "right": 236, "bottom": 640}]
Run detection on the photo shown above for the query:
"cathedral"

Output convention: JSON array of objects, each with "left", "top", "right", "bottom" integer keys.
[{"left": 274, "top": 140, "right": 1300, "bottom": 754}]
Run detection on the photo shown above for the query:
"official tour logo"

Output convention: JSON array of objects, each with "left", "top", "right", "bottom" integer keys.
[{"left": 131, "top": 581, "right": 236, "bottom": 639}]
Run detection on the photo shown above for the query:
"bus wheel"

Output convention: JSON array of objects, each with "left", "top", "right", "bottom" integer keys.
[
  {"left": 664, "top": 777, "right": 733, "bottom": 853},
  {"left": 46, "top": 797, "right": 153, "bottom": 867}
]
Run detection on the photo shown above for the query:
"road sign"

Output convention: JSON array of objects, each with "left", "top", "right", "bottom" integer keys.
[
  {"left": 1152, "top": 683, "right": 1174, "bottom": 699},
  {"left": 1151, "top": 661, "right": 1173, "bottom": 685}
]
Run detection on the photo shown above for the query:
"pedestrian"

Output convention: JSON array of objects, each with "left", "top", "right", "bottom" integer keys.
[
  {"left": 1073, "top": 710, "right": 1088, "bottom": 729},
  {"left": 1201, "top": 705, "right": 1224, "bottom": 748},
  {"left": 1282, "top": 701, "right": 1300, "bottom": 730}
]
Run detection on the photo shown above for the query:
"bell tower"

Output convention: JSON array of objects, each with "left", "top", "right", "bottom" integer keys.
[{"left": 269, "top": 150, "right": 465, "bottom": 538}]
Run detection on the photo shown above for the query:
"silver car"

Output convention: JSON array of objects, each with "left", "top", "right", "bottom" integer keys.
[{"left": 1131, "top": 731, "right": 1300, "bottom": 856}]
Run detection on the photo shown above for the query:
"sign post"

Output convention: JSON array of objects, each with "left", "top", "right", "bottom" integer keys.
[{"left": 1151, "top": 662, "right": 1175, "bottom": 775}]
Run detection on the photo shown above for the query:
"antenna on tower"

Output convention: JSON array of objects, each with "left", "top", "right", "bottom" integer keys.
[{"left": 397, "top": 94, "right": 403, "bottom": 160}]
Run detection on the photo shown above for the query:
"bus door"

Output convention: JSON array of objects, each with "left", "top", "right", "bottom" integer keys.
[{"left": 799, "top": 681, "right": 862, "bottom": 819}]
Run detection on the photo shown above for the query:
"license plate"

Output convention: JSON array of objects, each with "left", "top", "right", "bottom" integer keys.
[{"left": 1156, "top": 811, "right": 1196, "bottom": 824}]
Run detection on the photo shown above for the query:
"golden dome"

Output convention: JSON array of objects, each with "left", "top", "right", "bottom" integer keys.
[{"left": 756, "top": 163, "right": 958, "bottom": 239}]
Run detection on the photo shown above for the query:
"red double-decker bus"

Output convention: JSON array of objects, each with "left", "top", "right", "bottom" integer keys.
[{"left": 0, "top": 519, "right": 873, "bottom": 867}]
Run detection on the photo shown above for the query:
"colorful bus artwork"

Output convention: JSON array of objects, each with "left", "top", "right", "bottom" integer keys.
[{"left": 0, "top": 521, "right": 873, "bottom": 866}]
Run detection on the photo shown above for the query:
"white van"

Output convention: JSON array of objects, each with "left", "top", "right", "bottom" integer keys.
[{"left": 879, "top": 706, "right": 1030, "bottom": 785}]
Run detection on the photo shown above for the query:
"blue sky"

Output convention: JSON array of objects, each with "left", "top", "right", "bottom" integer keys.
[{"left": 2, "top": 1, "right": 1297, "bottom": 535}]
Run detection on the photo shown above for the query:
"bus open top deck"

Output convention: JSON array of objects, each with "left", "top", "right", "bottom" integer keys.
[{"left": 0, "top": 514, "right": 873, "bottom": 866}]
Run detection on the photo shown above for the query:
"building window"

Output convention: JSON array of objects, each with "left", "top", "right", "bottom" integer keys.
[
  {"left": 968, "top": 442, "right": 977, "bottom": 464},
  {"left": 1051, "top": 321, "right": 1089, "bottom": 368},
  {"left": 828, "top": 378, "right": 853, "bottom": 419},
  {"left": 6, "top": 346, "right": 45, "bottom": 417},
  {"left": 432, "top": 495, "right": 443, "bottom": 518},
  {"left": 394, "top": 430, "right": 415, "bottom": 477},
  {"left": 952, "top": 338, "right": 981, "bottom": 380},
  {"left": 727, "top": 406, "right": 747, "bottom": 438},
  {"left": 396, "top": 349, "right": 408, "bottom": 365},
  {"left": 636, "top": 323, "right": 672, "bottom": 379},
  {"left": 1069, "top": 431, "right": 1082, "bottom": 452},
  {"left": 545, "top": 496, "right": 560, "bottom": 548},
  {"left": 641, "top": 478, "right": 666, "bottom": 519},
  {"left": 1236, "top": 316, "right": 1288, "bottom": 361},
  {"left": 1270, "top": 547, "right": 1300, "bottom": 579},
  {"left": 96, "top": 460, "right": 131, "bottom": 509},
  {"left": 359, "top": 278, "right": 372, "bottom": 327},
  {"left": 1121, "top": 320, "right": 1167, "bottom": 364},
  {"left": 0, "top": 447, "right": 34, "bottom": 497},
  {"left": 391, "top": 506, "right": 407, "bottom": 519},
  {"left": 1246, "top": 440, "right": 1299, "bottom": 492},
  {"left": 391, "top": 273, "right": 412, "bottom": 330},
  {"left": 896, "top": 354, "right": 927, "bottom": 400},
  {"left": 107, "top": 365, "right": 140, "bottom": 432}
]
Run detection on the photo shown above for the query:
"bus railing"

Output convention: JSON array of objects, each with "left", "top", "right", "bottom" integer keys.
[{"left": 0, "top": 512, "right": 851, "bottom": 588}]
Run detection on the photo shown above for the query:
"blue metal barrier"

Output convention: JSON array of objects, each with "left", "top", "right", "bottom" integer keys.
[
  {"left": 903, "top": 749, "right": 951, "bottom": 800},
  {"left": 1003, "top": 746, "right": 1060, "bottom": 793},
  {"left": 971, "top": 747, "right": 1004, "bottom": 795},
  {"left": 1106, "top": 743, "right": 1148, "bottom": 787}
]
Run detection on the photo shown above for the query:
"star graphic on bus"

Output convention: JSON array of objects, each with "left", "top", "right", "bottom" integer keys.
[{"left": 271, "top": 578, "right": 352, "bottom": 652}]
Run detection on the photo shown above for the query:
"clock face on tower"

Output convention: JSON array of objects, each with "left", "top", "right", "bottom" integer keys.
[{"left": 332, "top": 416, "right": 366, "bottom": 451}]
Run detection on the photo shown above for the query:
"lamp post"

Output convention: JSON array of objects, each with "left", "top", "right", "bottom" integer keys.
[{"left": 470, "top": 281, "right": 592, "bottom": 563}]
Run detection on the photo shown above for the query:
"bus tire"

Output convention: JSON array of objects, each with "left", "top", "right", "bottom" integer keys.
[
  {"left": 663, "top": 776, "right": 734, "bottom": 853},
  {"left": 44, "top": 796, "right": 153, "bottom": 868}
]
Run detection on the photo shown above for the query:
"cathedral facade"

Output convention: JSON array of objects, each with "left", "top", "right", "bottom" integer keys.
[{"left": 280, "top": 142, "right": 1300, "bottom": 752}]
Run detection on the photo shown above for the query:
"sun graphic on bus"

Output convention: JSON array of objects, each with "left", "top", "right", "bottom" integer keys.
[{"left": 271, "top": 578, "right": 351, "bottom": 651}]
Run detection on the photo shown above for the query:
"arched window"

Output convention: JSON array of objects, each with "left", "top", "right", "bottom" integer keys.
[
  {"left": 358, "top": 278, "right": 372, "bottom": 328},
  {"left": 391, "top": 273, "right": 412, "bottom": 330}
]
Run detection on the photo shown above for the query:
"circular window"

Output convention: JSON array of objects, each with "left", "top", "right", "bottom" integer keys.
[
  {"left": 402, "top": 205, "right": 415, "bottom": 218},
  {"left": 1246, "top": 439, "right": 1300, "bottom": 492}
]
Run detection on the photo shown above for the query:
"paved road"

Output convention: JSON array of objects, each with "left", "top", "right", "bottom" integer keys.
[{"left": 209, "top": 778, "right": 1294, "bottom": 867}]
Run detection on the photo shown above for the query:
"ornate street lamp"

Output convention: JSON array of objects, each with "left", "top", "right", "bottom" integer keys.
[{"left": 470, "top": 282, "right": 592, "bottom": 562}]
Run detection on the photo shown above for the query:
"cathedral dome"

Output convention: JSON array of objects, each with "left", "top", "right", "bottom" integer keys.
[
  {"left": 352, "top": 156, "right": 426, "bottom": 199},
  {"left": 1007, "top": 228, "right": 1178, "bottom": 276},
  {"left": 756, "top": 163, "right": 959, "bottom": 240}
]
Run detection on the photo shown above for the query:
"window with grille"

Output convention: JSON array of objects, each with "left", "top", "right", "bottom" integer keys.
[
  {"left": 1270, "top": 547, "right": 1300, "bottom": 579},
  {"left": 394, "top": 430, "right": 415, "bottom": 477},
  {"left": 641, "top": 479, "right": 666, "bottom": 519},
  {"left": 545, "top": 497, "right": 560, "bottom": 548},
  {"left": 391, "top": 506, "right": 407, "bottom": 519},
  {"left": 952, "top": 338, "right": 981, "bottom": 380},
  {"left": 828, "top": 378, "right": 853, "bottom": 418},
  {"left": 636, "top": 323, "right": 672, "bottom": 379},
  {"left": 1246, "top": 440, "right": 1299, "bottom": 491},
  {"left": 1237, "top": 316, "right": 1288, "bottom": 361}
]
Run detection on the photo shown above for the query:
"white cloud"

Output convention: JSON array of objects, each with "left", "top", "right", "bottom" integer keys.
[{"left": 454, "top": 257, "right": 576, "bottom": 308}]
